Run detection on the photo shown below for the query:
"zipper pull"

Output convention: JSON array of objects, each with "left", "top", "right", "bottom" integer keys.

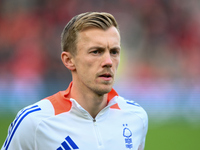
[{"left": 93, "top": 119, "right": 97, "bottom": 125}]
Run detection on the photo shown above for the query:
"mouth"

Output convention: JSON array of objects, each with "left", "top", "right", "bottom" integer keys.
[
  {"left": 98, "top": 73, "right": 113, "bottom": 81},
  {"left": 99, "top": 73, "right": 112, "bottom": 78}
]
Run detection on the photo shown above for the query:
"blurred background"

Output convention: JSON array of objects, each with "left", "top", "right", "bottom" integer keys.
[{"left": 0, "top": 0, "right": 200, "bottom": 149}]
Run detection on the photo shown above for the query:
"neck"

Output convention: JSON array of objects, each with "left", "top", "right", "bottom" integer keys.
[{"left": 69, "top": 81, "right": 108, "bottom": 118}]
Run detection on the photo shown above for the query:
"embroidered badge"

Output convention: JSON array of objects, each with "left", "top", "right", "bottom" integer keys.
[{"left": 123, "top": 124, "right": 133, "bottom": 149}]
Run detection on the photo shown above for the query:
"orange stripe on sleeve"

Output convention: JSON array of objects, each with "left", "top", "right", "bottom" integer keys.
[
  {"left": 46, "top": 92, "right": 72, "bottom": 115},
  {"left": 45, "top": 82, "right": 73, "bottom": 115},
  {"left": 108, "top": 88, "right": 120, "bottom": 110}
]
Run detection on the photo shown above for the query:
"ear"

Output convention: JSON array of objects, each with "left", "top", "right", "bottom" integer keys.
[{"left": 61, "top": 51, "right": 76, "bottom": 71}]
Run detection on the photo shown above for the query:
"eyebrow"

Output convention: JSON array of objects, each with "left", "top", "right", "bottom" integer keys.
[
  {"left": 88, "top": 46, "right": 121, "bottom": 51},
  {"left": 88, "top": 46, "right": 104, "bottom": 51},
  {"left": 111, "top": 46, "right": 121, "bottom": 50}
]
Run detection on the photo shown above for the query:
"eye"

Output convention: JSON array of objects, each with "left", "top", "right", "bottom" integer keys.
[
  {"left": 111, "top": 50, "right": 117, "bottom": 55},
  {"left": 92, "top": 50, "right": 100, "bottom": 54},
  {"left": 90, "top": 48, "right": 103, "bottom": 55},
  {"left": 110, "top": 49, "right": 120, "bottom": 55}
]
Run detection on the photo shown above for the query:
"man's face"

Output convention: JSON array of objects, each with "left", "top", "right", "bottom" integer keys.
[{"left": 72, "top": 26, "right": 121, "bottom": 95}]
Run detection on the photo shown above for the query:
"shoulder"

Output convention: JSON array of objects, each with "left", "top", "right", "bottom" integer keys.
[
  {"left": 10, "top": 99, "right": 55, "bottom": 135},
  {"left": 18, "top": 99, "right": 55, "bottom": 123},
  {"left": 115, "top": 96, "right": 148, "bottom": 125},
  {"left": 2, "top": 100, "right": 54, "bottom": 150},
  {"left": 13, "top": 89, "right": 72, "bottom": 128}
]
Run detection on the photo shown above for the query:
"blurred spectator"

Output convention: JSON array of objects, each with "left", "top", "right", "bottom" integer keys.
[{"left": 0, "top": 0, "right": 199, "bottom": 121}]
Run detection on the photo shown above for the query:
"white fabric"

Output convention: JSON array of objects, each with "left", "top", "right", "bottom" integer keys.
[{"left": 1, "top": 95, "right": 148, "bottom": 150}]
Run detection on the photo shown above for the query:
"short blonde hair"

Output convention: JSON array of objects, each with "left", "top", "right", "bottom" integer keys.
[{"left": 61, "top": 12, "right": 119, "bottom": 55}]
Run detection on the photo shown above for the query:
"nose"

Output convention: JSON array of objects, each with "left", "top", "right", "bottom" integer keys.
[{"left": 102, "top": 52, "right": 112, "bottom": 68}]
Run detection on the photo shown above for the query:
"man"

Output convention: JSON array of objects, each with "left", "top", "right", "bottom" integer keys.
[{"left": 2, "top": 12, "right": 148, "bottom": 150}]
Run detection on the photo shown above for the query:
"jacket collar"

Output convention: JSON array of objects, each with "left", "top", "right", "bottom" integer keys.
[{"left": 47, "top": 82, "right": 120, "bottom": 115}]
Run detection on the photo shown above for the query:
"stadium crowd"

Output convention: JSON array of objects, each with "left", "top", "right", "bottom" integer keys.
[{"left": 0, "top": 0, "right": 200, "bottom": 121}]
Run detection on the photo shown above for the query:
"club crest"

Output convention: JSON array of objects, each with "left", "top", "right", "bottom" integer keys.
[{"left": 123, "top": 124, "right": 133, "bottom": 149}]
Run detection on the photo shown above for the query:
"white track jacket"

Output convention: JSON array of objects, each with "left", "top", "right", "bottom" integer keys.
[{"left": 1, "top": 82, "right": 148, "bottom": 150}]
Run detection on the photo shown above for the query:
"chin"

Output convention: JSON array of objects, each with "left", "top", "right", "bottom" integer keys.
[{"left": 95, "top": 85, "right": 112, "bottom": 96}]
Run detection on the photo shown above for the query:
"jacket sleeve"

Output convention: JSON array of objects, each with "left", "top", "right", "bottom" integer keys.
[
  {"left": 1, "top": 105, "right": 41, "bottom": 150},
  {"left": 139, "top": 109, "right": 148, "bottom": 150}
]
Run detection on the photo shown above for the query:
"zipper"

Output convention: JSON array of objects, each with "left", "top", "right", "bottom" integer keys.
[
  {"left": 93, "top": 119, "right": 103, "bottom": 148},
  {"left": 72, "top": 98, "right": 107, "bottom": 148}
]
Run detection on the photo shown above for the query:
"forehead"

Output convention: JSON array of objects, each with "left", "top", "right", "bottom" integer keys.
[{"left": 77, "top": 26, "right": 120, "bottom": 48}]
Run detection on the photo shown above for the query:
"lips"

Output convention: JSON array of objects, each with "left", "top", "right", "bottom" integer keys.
[
  {"left": 99, "top": 73, "right": 112, "bottom": 78},
  {"left": 98, "top": 72, "right": 113, "bottom": 81}
]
